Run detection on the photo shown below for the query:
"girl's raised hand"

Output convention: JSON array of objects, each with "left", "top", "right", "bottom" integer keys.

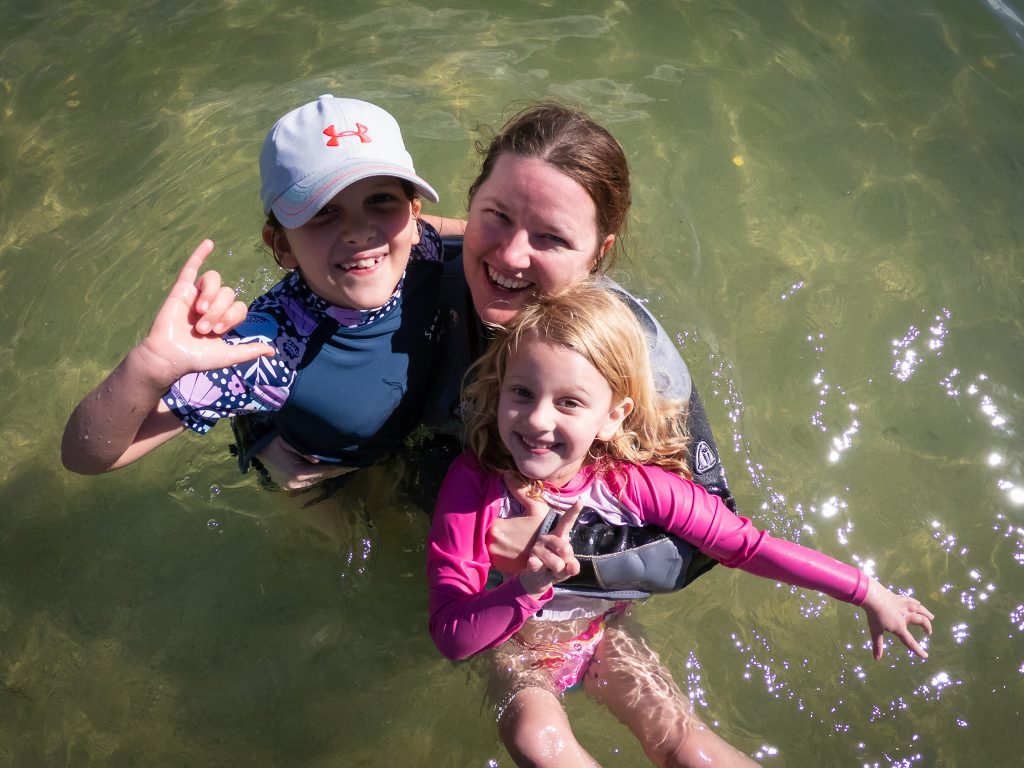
[
  {"left": 485, "top": 473, "right": 550, "bottom": 572},
  {"left": 137, "top": 240, "right": 275, "bottom": 385},
  {"left": 861, "top": 578, "right": 935, "bottom": 660},
  {"left": 518, "top": 502, "right": 582, "bottom": 597}
]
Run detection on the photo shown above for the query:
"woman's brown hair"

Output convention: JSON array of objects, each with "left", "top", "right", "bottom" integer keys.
[{"left": 468, "top": 103, "right": 631, "bottom": 273}]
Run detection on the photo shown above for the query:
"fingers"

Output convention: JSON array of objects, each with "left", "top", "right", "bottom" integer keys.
[
  {"left": 178, "top": 240, "right": 216, "bottom": 286},
  {"left": 281, "top": 464, "right": 351, "bottom": 491},
  {"left": 220, "top": 340, "right": 276, "bottom": 367},
  {"left": 871, "top": 597, "right": 935, "bottom": 661},
  {"left": 191, "top": 264, "right": 249, "bottom": 336},
  {"left": 551, "top": 502, "right": 582, "bottom": 539},
  {"left": 215, "top": 299, "right": 253, "bottom": 334},
  {"left": 894, "top": 626, "right": 928, "bottom": 660},
  {"left": 907, "top": 609, "right": 933, "bottom": 637},
  {"left": 258, "top": 436, "right": 348, "bottom": 490},
  {"left": 910, "top": 601, "right": 935, "bottom": 626},
  {"left": 531, "top": 535, "right": 580, "bottom": 578}
]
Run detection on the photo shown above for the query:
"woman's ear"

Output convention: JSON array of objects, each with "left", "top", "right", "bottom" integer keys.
[
  {"left": 590, "top": 233, "right": 616, "bottom": 272},
  {"left": 263, "top": 223, "right": 297, "bottom": 269},
  {"left": 596, "top": 397, "right": 634, "bottom": 441}
]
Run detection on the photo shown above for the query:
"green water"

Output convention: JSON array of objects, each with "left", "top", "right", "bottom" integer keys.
[{"left": 3, "top": 0, "right": 1023, "bottom": 765}]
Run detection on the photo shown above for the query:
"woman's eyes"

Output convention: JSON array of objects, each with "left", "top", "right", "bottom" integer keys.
[
  {"left": 484, "top": 209, "right": 569, "bottom": 247},
  {"left": 509, "top": 386, "right": 532, "bottom": 399},
  {"left": 558, "top": 398, "right": 582, "bottom": 409}
]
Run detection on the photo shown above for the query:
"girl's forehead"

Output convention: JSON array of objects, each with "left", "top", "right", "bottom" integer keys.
[{"left": 507, "top": 332, "right": 592, "bottom": 371}]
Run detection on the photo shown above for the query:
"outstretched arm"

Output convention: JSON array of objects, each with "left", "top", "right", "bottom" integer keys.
[
  {"left": 625, "top": 463, "right": 935, "bottom": 660},
  {"left": 61, "top": 240, "right": 275, "bottom": 474},
  {"left": 420, "top": 214, "right": 467, "bottom": 237}
]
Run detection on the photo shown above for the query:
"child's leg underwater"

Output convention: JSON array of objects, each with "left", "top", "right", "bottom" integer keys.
[
  {"left": 498, "top": 686, "right": 600, "bottom": 768},
  {"left": 489, "top": 625, "right": 602, "bottom": 768},
  {"left": 583, "top": 622, "right": 757, "bottom": 768}
]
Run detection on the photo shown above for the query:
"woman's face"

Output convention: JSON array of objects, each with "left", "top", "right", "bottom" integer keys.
[{"left": 463, "top": 154, "right": 615, "bottom": 326}]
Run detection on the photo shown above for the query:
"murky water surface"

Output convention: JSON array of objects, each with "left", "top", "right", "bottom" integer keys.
[{"left": 2, "top": 0, "right": 1023, "bottom": 765}]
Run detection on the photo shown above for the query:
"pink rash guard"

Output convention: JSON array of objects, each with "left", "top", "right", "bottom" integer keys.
[{"left": 427, "top": 453, "right": 870, "bottom": 661}]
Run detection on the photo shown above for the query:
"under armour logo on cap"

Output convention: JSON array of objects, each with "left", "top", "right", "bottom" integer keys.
[{"left": 323, "top": 123, "right": 371, "bottom": 146}]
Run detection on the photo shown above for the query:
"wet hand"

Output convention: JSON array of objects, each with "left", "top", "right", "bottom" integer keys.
[
  {"left": 519, "top": 503, "right": 582, "bottom": 597},
  {"left": 137, "top": 240, "right": 274, "bottom": 384},
  {"left": 257, "top": 435, "right": 353, "bottom": 491},
  {"left": 862, "top": 578, "right": 935, "bottom": 660},
  {"left": 486, "top": 473, "right": 550, "bottom": 572}
]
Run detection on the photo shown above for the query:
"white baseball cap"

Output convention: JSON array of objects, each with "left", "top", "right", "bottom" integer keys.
[{"left": 259, "top": 95, "right": 439, "bottom": 228}]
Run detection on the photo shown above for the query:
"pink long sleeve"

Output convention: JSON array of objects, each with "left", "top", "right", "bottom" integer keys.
[
  {"left": 427, "top": 453, "right": 549, "bottom": 660},
  {"left": 618, "top": 464, "right": 869, "bottom": 605}
]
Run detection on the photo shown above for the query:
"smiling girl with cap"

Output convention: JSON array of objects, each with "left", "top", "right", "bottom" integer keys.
[{"left": 62, "top": 95, "right": 457, "bottom": 477}]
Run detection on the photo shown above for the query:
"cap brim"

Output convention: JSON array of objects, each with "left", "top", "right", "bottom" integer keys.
[{"left": 270, "top": 162, "right": 439, "bottom": 229}]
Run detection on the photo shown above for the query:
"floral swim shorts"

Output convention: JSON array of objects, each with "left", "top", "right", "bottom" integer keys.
[{"left": 493, "top": 602, "right": 628, "bottom": 697}]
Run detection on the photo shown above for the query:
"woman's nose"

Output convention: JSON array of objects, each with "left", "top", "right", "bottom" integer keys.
[{"left": 492, "top": 228, "right": 533, "bottom": 270}]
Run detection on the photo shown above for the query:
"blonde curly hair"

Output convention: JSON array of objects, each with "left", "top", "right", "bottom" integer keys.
[{"left": 462, "top": 279, "right": 691, "bottom": 483}]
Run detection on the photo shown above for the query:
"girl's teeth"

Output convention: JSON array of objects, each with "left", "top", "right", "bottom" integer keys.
[
  {"left": 344, "top": 255, "right": 382, "bottom": 271},
  {"left": 522, "top": 436, "right": 552, "bottom": 449}
]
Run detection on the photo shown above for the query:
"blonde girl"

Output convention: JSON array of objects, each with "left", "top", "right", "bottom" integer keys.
[{"left": 427, "top": 280, "right": 933, "bottom": 768}]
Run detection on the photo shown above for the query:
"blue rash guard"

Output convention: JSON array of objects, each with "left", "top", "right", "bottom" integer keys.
[{"left": 163, "top": 222, "right": 446, "bottom": 470}]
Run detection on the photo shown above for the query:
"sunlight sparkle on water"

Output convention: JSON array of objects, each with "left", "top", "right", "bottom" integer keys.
[
  {"left": 952, "top": 622, "right": 970, "bottom": 644},
  {"left": 755, "top": 744, "right": 780, "bottom": 759},
  {"left": 684, "top": 650, "right": 709, "bottom": 708},
  {"left": 891, "top": 309, "right": 951, "bottom": 382},
  {"left": 816, "top": 496, "right": 846, "bottom": 519},
  {"left": 1010, "top": 604, "right": 1024, "bottom": 632},
  {"left": 780, "top": 281, "right": 804, "bottom": 300},
  {"left": 912, "top": 672, "right": 962, "bottom": 703},
  {"left": 940, "top": 368, "right": 960, "bottom": 396}
]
